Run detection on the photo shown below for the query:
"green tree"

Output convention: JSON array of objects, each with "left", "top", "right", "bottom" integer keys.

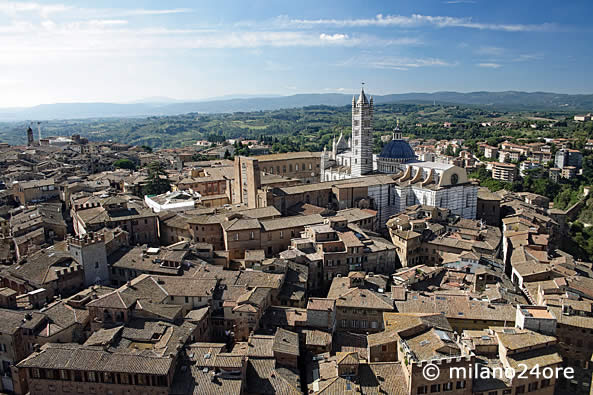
[
  {"left": 142, "top": 161, "right": 171, "bottom": 196},
  {"left": 141, "top": 145, "right": 153, "bottom": 153},
  {"left": 553, "top": 185, "right": 580, "bottom": 210},
  {"left": 113, "top": 158, "right": 136, "bottom": 170}
]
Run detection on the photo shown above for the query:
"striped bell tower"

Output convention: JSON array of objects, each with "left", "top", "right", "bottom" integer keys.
[{"left": 351, "top": 85, "right": 373, "bottom": 177}]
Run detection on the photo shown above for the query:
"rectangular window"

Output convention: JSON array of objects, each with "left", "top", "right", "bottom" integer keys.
[
  {"left": 417, "top": 386, "right": 427, "bottom": 394},
  {"left": 443, "top": 382, "right": 453, "bottom": 391},
  {"left": 430, "top": 384, "right": 440, "bottom": 393}
]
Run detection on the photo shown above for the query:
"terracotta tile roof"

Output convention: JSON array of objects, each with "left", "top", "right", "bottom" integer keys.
[
  {"left": 273, "top": 328, "right": 299, "bottom": 356},
  {"left": 244, "top": 335, "right": 275, "bottom": 358},
  {"left": 86, "top": 290, "right": 137, "bottom": 309},
  {"left": 260, "top": 214, "right": 324, "bottom": 232},
  {"left": 18, "top": 343, "right": 174, "bottom": 375},
  {"left": 367, "top": 329, "right": 400, "bottom": 347},
  {"left": 84, "top": 326, "right": 123, "bottom": 347},
  {"left": 497, "top": 330, "right": 556, "bottom": 352},
  {"left": 334, "top": 288, "right": 394, "bottom": 311},
  {"left": 339, "top": 231, "right": 364, "bottom": 248},
  {"left": 395, "top": 292, "right": 515, "bottom": 322},
  {"left": 305, "top": 330, "right": 332, "bottom": 347},
  {"left": 336, "top": 351, "right": 359, "bottom": 365},
  {"left": 359, "top": 362, "right": 408, "bottom": 395},
  {"left": 246, "top": 359, "right": 302, "bottom": 395}
]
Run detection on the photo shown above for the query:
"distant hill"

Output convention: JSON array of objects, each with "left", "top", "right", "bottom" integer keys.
[{"left": 1, "top": 91, "right": 592, "bottom": 121}]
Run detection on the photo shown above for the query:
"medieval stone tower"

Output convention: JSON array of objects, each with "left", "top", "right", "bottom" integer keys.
[
  {"left": 26, "top": 126, "right": 34, "bottom": 147},
  {"left": 67, "top": 232, "right": 108, "bottom": 286},
  {"left": 351, "top": 87, "right": 373, "bottom": 177}
]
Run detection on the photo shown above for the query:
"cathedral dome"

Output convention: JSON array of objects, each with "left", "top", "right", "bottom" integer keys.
[{"left": 379, "top": 139, "right": 416, "bottom": 161}]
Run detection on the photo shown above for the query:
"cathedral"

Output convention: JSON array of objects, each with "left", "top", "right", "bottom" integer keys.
[{"left": 320, "top": 87, "right": 477, "bottom": 219}]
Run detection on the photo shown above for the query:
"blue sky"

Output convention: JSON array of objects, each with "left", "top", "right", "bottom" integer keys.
[{"left": 0, "top": 0, "right": 591, "bottom": 106}]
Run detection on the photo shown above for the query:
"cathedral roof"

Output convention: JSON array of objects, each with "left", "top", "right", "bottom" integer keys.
[{"left": 379, "top": 139, "right": 416, "bottom": 160}]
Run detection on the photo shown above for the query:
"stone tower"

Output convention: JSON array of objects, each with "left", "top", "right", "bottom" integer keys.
[
  {"left": 233, "top": 156, "right": 262, "bottom": 208},
  {"left": 351, "top": 87, "right": 373, "bottom": 177},
  {"left": 26, "top": 126, "right": 34, "bottom": 147},
  {"left": 67, "top": 232, "right": 109, "bottom": 286}
]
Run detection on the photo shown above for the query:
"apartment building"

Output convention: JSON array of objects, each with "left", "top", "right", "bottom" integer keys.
[{"left": 491, "top": 162, "right": 518, "bottom": 182}]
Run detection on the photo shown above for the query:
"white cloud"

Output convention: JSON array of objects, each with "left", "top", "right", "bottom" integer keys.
[
  {"left": 515, "top": 53, "right": 543, "bottom": 62},
  {"left": 0, "top": 18, "right": 420, "bottom": 65},
  {"left": 476, "top": 46, "right": 505, "bottom": 56},
  {"left": 320, "top": 33, "right": 348, "bottom": 41},
  {"left": 0, "top": 27, "right": 377, "bottom": 64},
  {"left": 0, "top": 2, "right": 192, "bottom": 19},
  {"left": 474, "top": 47, "right": 542, "bottom": 64},
  {"left": 0, "top": 2, "right": 70, "bottom": 17},
  {"left": 284, "top": 14, "right": 555, "bottom": 32},
  {"left": 116, "top": 9, "right": 192, "bottom": 16},
  {"left": 340, "top": 56, "right": 455, "bottom": 71},
  {"left": 478, "top": 63, "right": 502, "bottom": 68},
  {"left": 87, "top": 20, "right": 129, "bottom": 27}
]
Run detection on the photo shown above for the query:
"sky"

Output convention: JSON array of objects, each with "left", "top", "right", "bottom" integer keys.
[{"left": 0, "top": 0, "right": 592, "bottom": 107}]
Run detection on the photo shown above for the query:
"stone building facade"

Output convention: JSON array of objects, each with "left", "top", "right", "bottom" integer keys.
[{"left": 67, "top": 233, "right": 109, "bottom": 286}]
